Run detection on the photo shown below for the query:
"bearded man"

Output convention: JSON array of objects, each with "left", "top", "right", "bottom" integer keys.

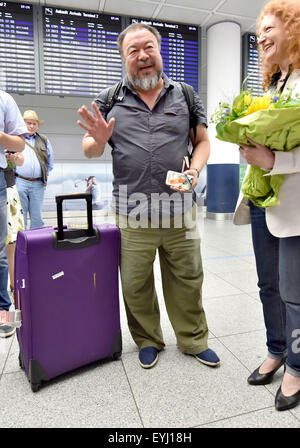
[{"left": 77, "top": 23, "right": 220, "bottom": 370}]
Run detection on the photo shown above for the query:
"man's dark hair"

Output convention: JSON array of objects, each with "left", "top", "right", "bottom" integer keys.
[{"left": 117, "top": 23, "right": 162, "bottom": 59}]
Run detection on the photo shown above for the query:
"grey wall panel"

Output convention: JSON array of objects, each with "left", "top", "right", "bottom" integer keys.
[
  {"left": 44, "top": 135, "right": 86, "bottom": 162},
  {"left": 12, "top": 93, "right": 89, "bottom": 108},
  {"left": 35, "top": 135, "right": 112, "bottom": 162},
  {"left": 11, "top": 93, "right": 113, "bottom": 163}
]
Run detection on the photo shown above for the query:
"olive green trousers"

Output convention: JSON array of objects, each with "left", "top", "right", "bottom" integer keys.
[{"left": 116, "top": 207, "right": 208, "bottom": 354}]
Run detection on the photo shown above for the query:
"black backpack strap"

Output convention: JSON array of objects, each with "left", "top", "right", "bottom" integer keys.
[
  {"left": 103, "top": 79, "right": 123, "bottom": 119},
  {"left": 180, "top": 82, "right": 197, "bottom": 140}
]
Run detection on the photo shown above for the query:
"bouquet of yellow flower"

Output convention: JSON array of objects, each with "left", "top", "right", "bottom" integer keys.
[{"left": 211, "top": 87, "right": 300, "bottom": 207}]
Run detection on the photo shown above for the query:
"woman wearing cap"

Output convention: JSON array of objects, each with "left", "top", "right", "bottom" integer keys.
[{"left": 15, "top": 110, "right": 54, "bottom": 229}]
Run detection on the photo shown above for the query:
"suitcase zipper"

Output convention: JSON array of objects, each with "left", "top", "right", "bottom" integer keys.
[
  {"left": 17, "top": 279, "right": 25, "bottom": 309},
  {"left": 17, "top": 289, "right": 21, "bottom": 310}
]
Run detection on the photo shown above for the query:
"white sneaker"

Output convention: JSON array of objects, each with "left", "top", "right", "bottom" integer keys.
[{"left": 0, "top": 325, "right": 16, "bottom": 338}]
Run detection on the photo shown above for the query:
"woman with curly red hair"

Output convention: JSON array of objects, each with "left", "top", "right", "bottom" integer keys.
[
  {"left": 234, "top": 0, "right": 300, "bottom": 411},
  {"left": 257, "top": 0, "right": 300, "bottom": 90}
]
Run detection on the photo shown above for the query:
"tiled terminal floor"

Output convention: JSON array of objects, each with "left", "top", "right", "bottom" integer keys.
[{"left": 1, "top": 211, "right": 299, "bottom": 428}]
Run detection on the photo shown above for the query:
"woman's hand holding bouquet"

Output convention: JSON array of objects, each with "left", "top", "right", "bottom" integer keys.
[{"left": 211, "top": 86, "right": 300, "bottom": 207}]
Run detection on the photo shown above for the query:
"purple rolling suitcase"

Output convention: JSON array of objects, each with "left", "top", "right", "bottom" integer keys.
[{"left": 15, "top": 193, "right": 122, "bottom": 392}]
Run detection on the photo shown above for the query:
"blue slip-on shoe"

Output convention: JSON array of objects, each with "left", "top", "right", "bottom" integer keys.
[
  {"left": 139, "top": 346, "right": 159, "bottom": 369},
  {"left": 195, "top": 348, "right": 220, "bottom": 367}
]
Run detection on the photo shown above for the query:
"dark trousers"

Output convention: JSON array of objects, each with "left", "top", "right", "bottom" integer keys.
[
  {"left": 250, "top": 202, "right": 300, "bottom": 376},
  {"left": 279, "top": 236, "right": 300, "bottom": 376}
]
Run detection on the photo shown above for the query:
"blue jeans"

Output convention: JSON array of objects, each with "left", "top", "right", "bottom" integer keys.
[
  {"left": 0, "top": 170, "right": 11, "bottom": 311},
  {"left": 16, "top": 177, "right": 45, "bottom": 229},
  {"left": 279, "top": 236, "right": 300, "bottom": 377},
  {"left": 249, "top": 203, "right": 287, "bottom": 358},
  {"left": 250, "top": 202, "right": 300, "bottom": 376}
]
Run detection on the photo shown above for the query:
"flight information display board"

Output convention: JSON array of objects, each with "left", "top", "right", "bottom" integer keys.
[
  {"left": 131, "top": 18, "right": 199, "bottom": 91},
  {"left": 242, "top": 33, "right": 264, "bottom": 96},
  {"left": 0, "top": 1, "right": 36, "bottom": 93},
  {"left": 42, "top": 7, "right": 123, "bottom": 96}
]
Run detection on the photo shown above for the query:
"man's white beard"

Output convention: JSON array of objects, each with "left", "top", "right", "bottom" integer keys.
[{"left": 129, "top": 70, "right": 162, "bottom": 91}]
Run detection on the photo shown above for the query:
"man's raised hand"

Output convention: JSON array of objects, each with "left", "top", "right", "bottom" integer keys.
[{"left": 77, "top": 101, "right": 115, "bottom": 146}]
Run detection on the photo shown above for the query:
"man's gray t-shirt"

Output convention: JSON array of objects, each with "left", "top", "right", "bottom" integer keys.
[{"left": 95, "top": 74, "right": 207, "bottom": 219}]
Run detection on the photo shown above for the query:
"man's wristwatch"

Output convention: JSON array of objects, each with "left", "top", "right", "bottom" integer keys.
[{"left": 189, "top": 168, "right": 199, "bottom": 177}]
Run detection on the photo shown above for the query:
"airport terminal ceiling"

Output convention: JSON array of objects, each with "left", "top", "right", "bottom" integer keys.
[
  {"left": 8, "top": 0, "right": 268, "bottom": 33},
  {"left": 0, "top": 0, "right": 267, "bottom": 96},
  {"left": 0, "top": 0, "right": 269, "bottom": 203}
]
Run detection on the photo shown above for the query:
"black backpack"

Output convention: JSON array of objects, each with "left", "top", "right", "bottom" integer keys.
[{"left": 102, "top": 80, "right": 198, "bottom": 139}]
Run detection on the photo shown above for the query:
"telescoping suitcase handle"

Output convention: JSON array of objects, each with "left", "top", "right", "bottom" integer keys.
[{"left": 53, "top": 193, "right": 100, "bottom": 250}]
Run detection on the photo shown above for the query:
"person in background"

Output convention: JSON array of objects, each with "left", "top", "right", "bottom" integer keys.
[
  {"left": 85, "top": 176, "right": 103, "bottom": 209},
  {"left": 234, "top": 0, "right": 300, "bottom": 411},
  {"left": 0, "top": 91, "right": 27, "bottom": 338},
  {"left": 4, "top": 151, "right": 24, "bottom": 298},
  {"left": 15, "top": 110, "right": 54, "bottom": 229},
  {"left": 78, "top": 23, "right": 220, "bottom": 370}
]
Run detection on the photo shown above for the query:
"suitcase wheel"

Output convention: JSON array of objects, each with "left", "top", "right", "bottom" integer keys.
[
  {"left": 31, "top": 383, "right": 40, "bottom": 393},
  {"left": 28, "top": 360, "right": 49, "bottom": 392},
  {"left": 18, "top": 352, "right": 24, "bottom": 370},
  {"left": 113, "top": 351, "right": 121, "bottom": 360}
]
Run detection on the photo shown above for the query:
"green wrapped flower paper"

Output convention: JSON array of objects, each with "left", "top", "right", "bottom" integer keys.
[
  {"left": 7, "top": 160, "right": 14, "bottom": 170},
  {"left": 211, "top": 90, "right": 300, "bottom": 207},
  {"left": 240, "top": 165, "right": 285, "bottom": 208},
  {"left": 219, "top": 107, "right": 300, "bottom": 150}
]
